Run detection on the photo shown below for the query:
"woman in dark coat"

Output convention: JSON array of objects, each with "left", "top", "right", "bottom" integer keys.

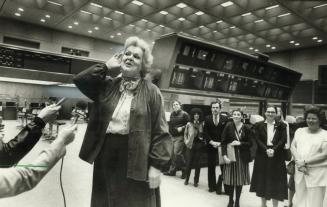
[
  {"left": 73, "top": 36, "right": 173, "bottom": 207},
  {"left": 222, "top": 109, "right": 253, "bottom": 207},
  {"left": 250, "top": 106, "right": 288, "bottom": 207}
]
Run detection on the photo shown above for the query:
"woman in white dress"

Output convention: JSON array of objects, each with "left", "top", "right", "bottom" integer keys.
[{"left": 291, "top": 106, "right": 327, "bottom": 207}]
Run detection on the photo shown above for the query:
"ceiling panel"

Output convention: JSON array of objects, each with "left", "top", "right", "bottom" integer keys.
[{"left": 0, "top": 0, "right": 326, "bottom": 53}]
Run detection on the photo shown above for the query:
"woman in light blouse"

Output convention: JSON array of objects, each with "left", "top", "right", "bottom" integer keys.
[
  {"left": 291, "top": 106, "right": 327, "bottom": 207},
  {"left": 250, "top": 106, "right": 288, "bottom": 207},
  {"left": 73, "top": 36, "right": 172, "bottom": 207}
]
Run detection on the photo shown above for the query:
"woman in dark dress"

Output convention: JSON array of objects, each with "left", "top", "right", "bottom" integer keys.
[
  {"left": 222, "top": 109, "right": 252, "bottom": 207},
  {"left": 250, "top": 106, "right": 288, "bottom": 207},
  {"left": 183, "top": 108, "right": 204, "bottom": 187}
]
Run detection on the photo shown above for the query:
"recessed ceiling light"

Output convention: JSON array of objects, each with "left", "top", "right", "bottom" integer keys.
[
  {"left": 14, "top": 13, "right": 21, "bottom": 17},
  {"left": 159, "top": 25, "right": 165, "bottom": 28},
  {"left": 254, "top": 19, "right": 264, "bottom": 23},
  {"left": 195, "top": 11, "right": 204, "bottom": 15},
  {"left": 313, "top": 3, "right": 327, "bottom": 9},
  {"left": 249, "top": 47, "right": 254, "bottom": 50},
  {"left": 216, "top": 20, "right": 223, "bottom": 24},
  {"left": 176, "top": 3, "right": 187, "bottom": 8},
  {"left": 110, "top": 35, "right": 114, "bottom": 38},
  {"left": 81, "top": 10, "right": 92, "bottom": 14},
  {"left": 160, "top": 11, "right": 168, "bottom": 15},
  {"left": 74, "top": 21, "right": 79, "bottom": 25},
  {"left": 278, "top": 13, "right": 291, "bottom": 18},
  {"left": 230, "top": 26, "right": 236, "bottom": 29},
  {"left": 132, "top": 0, "right": 144, "bottom": 6},
  {"left": 45, "top": 14, "right": 51, "bottom": 18},
  {"left": 47, "top": 1, "right": 63, "bottom": 6},
  {"left": 213, "top": 30, "right": 217, "bottom": 33},
  {"left": 317, "top": 39, "right": 323, "bottom": 43},
  {"left": 88, "top": 30, "right": 93, "bottom": 33},
  {"left": 254, "top": 49, "right": 259, "bottom": 52},
  {"left": 90, "top": 3, "right": 103, "bottom": 8},
  {"left": 114, "top": 10, "right": 124, "bottom": 14},
  {"left": 271, "top": 46, "right": 276, "bottom": 49},
  {"left": 294, "top": 43, "right": 300, "bottom": 46},
  {"left": 265, "top": 5, "right": 279, "bottom": 10},
  {"left": 94, "top": 26, "right": 99, "bottom": 30},
  {"left": 290, "top": 40, "right": 295, "bottom": 44},
  {"left": 18, "top": 8, "right": 24, "bottom": 12},
  {"left": 241, "top": 12, "right": 251, "bottom": 17},
  {"left": 142, "top": 19, "right": 148, "bottom": 22},
  {"left": 312, "top": 36, "right": 318, "bottom": 40},
  {"left": 178, "top": 17, "right": 185, "bottom": 21},
  {"left": 221, "top": 1, "right": 234, "bottom": 7},
  {"left": 266, "top": 44, "right": 271, "bottom": 47},
  {"left": 40, "top": 19, "right": 46, "bottom": 22},
  {"left": 68, "top": 25, "right": 73, "bottom": 29},
  {"left": 199, "top": 25, "right": 204, "bottom": 28},
  {"left": 117, "top": 32, "right": 122, "bottom": 36},
  {"left": 104, "top": 17, "right": 112, "bottom": 20}
]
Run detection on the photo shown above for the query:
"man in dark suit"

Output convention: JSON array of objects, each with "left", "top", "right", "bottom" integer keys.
[{"left": 204, "top": 100, "right": 228, "bottom": 194}]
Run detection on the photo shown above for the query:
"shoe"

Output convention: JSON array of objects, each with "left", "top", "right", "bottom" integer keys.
[
  {"left": 216, "top": 189, "right": 222, "bottom": 195},
  {"left": 234, "top": 202, "right": 240, "bottom": 207},
  {"left": 194, "top": 183, "right": 198, "bottom": 187},
  {"left": 226, "top": 201, "right": 233, "bottom": 207},
  {"left": 208, "top": 189, "right": 215, "bottom": 192},
  {"left": 163, "top": 171, "right": 176, "bottom": 176},
  {"left": 184, "top": 181, "right": 188, "bottom": 185}
]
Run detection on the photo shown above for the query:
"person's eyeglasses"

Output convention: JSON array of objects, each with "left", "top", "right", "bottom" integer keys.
[{"left": 266, "top": 111, "right": 276, "bottom": 114}]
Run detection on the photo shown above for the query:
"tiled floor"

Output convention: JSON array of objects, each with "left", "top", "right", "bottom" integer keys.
[{"left": 0, "top": 120, "right": 326, "bottom": 207}]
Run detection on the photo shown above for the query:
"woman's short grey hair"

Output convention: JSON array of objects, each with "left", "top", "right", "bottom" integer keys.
[{"left": 124, "top": 36, "right": 153, "bottom": 77}]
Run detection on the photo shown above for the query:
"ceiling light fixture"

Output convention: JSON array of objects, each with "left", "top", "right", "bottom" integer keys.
[
  {"left": 313, "top": 3, "right": 327, "bottom": 9},
  {"left": 142, "top": 19, "right": 148, "bottom": 22},
  {"left": 216, "top": 20, "right": 223, "bottom": 24},
  {"left": 294, "top": 43, "right": 300, "bottom": 46},
  {"left": 199, "top": 25, "right": 204, "bottom": 28},
  {"left": 47, "top": 0, "right": 63, "bottom": 6},
  {"left": 221, "top": 1, "right": 234, "bottom": 7},
  {"left": 254, "top": 19, "right": 264, "bottom": 23},
  {"left": 230, "top": 26, "right": 236, "bottom": 29},
  {"left": 147, "top": 29, "right": 151, "bottom": 31},
  {"left": 178, "top": 17, "right": 185, "bottom": 21},
  {"left": 249, "top": 47, "right": 253, "bottom": 50},
  {"left": 45, "top": 14, "right": 51, "bottom": 18},
  {"left": 290, "top": 40, "right": 295, "bottom": 44},
  {"left": 14, "top": 13, "right": 21, "bottom": 17},
  {"left": 195, "top": 11, "right": 204, "bottom": 15},
  {"left": 213, "top": 30, "right": 217, "bottom": 33},
  {"left": 88, "top": 30, "right": 93, "bottom": 33},
  {"left": 129, "top": 24, "right": 135, "bottom": 27},
  {"left": 117, "top": 32, "right": 122, "bottom": 36},
  {"left": 312, "top": 36, "right": 318, "bottom": 40},
  {"left": 90, "top": 3, "right": 103, "bottom": 8},
  {"left": 159, "top": 25, "right": 165, "bottom": 27},
  {"left": 176, "top": 3, "right": 187, "bottom": 8},
  {"left": 317, "top": 39, "right": 323, "bottom": 43},
  {"left": 265, "top": 5, "right": 279, "bottom": 10},
  {"left": 18, "top": 8, "right": 24, "bottom": 12},
  {"left": 241, "top": 12, "right": 251, "bottom": 17},
  {"left": 74, "top": 21, "right": 79, "bottom": 25},
  {"left": 160, "top": 11, "right": 168, "bottom": 15},
  {"left": 40, "top": 19, "right": 46, "bottom": 22},
  {"left": 132, "top": 0, "right": 144, "bottom": 6},
  {"left": 254, "top": 49, "right": 259, "bottom": 52},
  {"left": 94, "top": 26, "right": 99, "bottom": 30},
  {"left": 115, "top": 10, "right": 124, "bottom": 14},
  {"left": 278, "top": 13, "right": 290, "bottom": 18},
  {"left": 271, "top": 46, "right": 276, "bottom": 49},
  {"left": 266, "top": 44, "right": 271, "bottom": 47},
  {"left": 104, "top": 17, "right": 112, "bottom": 20},
  {"left": 81, "top": 10, "right": 92, "bottom": 14},
  {"left": 110, "top": 35, "right": 114, "bottom": 38},
  {"left": 68, "top": 25, "right": 73, "bottom": 29}
]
